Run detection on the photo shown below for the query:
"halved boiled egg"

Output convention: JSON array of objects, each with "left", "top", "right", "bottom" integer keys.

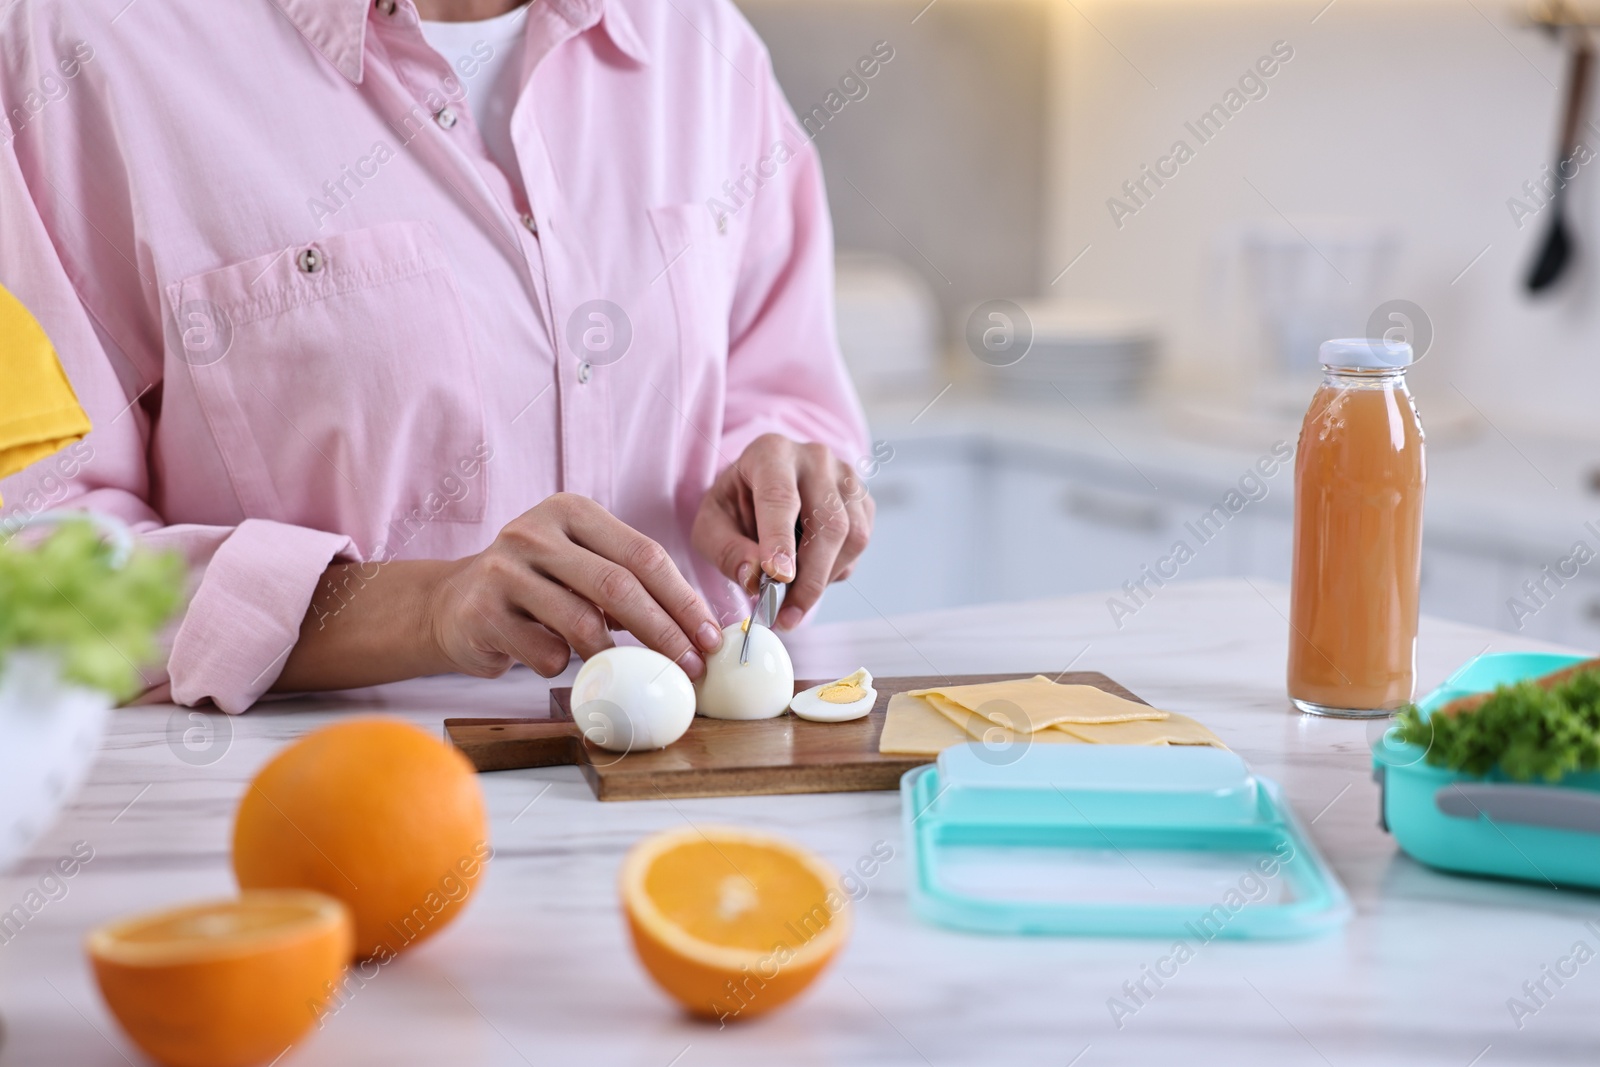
[
  {"left": 695, "top": 620, "right": 795, "bottom": 720},
  {"left": 790, "top": 669, "right": 876, "bottom": 723}
]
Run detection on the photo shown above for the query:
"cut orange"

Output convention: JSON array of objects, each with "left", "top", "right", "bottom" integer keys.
[
  {"left": 620, "top": 826, "right": 850, "bottom": 1022},
  {"left": 232, "top": 718, "right": 489, "bottom": 960},
  {"left": 87, "top": 890, "right": 352, "bottom": 1067}
]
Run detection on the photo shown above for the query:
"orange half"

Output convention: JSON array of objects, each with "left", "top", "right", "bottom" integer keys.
[
  {"left": 87, "top": 890, "right": 353, "bottom": 1067},
  {"left": 620, "top": 826, "right": 850, "bottom": 1021}
]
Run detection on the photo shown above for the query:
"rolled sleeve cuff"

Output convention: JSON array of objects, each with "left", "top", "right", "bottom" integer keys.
[{"left": 168, "top": 519, "right": 354, "bottom": 714}]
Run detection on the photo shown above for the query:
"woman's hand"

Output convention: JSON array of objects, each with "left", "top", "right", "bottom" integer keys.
[
  {"left": 427, "top": 494, "right": 723, "bottom": 680},
  {"left": 691, "top": 434, "right": 874, "bottom": 630},
  {"left": 273, "top": 494, "right": 723, "bottom": 693}
]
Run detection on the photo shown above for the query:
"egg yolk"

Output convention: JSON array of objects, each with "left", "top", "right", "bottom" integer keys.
[
  {"left": 818, "top": 683, "right": 866, "bottom": 704},
  {"left": 740, "top": 617, "right": 751, "bottom": 634}
]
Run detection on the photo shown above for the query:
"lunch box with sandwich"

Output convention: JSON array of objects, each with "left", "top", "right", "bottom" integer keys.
[{"left": 1372, "top": 651, "right": 1600, "bottom": 890}]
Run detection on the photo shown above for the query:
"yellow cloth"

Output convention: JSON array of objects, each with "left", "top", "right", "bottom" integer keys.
[
  {"left": 907, "top": 675, "right": 1168, "bottom": 733},
  {"left": 0, "top": 282, "right": 91, "bottom": 504}
]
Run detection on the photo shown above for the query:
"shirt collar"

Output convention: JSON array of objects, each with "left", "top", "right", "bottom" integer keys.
[{"left": 270, "top": 0, "right": 650, "bottom": 84}]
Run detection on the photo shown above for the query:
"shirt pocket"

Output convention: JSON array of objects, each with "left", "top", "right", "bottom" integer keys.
[
  {"left": 168, "top": 220, "right": 487, "bottom": 552},
  {"left": 647, "top": 204, "right": 736, "bottom": 365}
]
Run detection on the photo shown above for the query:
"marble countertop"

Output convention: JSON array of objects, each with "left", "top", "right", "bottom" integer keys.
[{"left": 3, "top": 579, "right": 1597, "bottom": 1066}]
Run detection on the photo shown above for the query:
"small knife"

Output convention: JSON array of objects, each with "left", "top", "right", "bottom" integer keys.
[
  {"left": 739, "top": 519, "right": 804, "bottom": 665},
  {"left": 740, "top": 572, "right": 781, "bottom": 665}
]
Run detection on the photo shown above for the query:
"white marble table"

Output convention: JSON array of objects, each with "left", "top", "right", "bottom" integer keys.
[{"left": 2, "top": 579, "right": 1596, "bottom": 1067}]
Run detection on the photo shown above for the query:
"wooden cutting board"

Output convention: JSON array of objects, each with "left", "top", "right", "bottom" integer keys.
[{"left": 443, "top": 672, "right": 1145, "bottom": 801}]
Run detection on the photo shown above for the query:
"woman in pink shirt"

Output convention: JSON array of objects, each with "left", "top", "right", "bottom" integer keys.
[{"left": 0, "top": 0, "right": 873, "bottom": 711}]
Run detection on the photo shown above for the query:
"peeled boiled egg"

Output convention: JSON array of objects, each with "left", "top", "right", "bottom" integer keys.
[
  {"left": 790, "top": 668, "right": 876, "bottom": 722},
  {"left": 695, "top": 620, "right": 795, "bottom": 720},
  {"left": 571, "top": 647, "right": 695, "bottom": 753}
]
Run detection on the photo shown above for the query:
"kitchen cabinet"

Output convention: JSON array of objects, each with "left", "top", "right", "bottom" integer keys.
[
  {"left": 812, "top": 438, "right": 987, "bottom": 624},
  {"left": 989, "top": 462, "right": 1233, "bottom": 603},
  {"left": 1507, "top": 566, "right": 1600, "bottom": 652},
  {"left": 1233, "top": 513, "right": 1294, "bottom": 583},
  {"left": 1418, "top": 544, "right": 1513, "bottom": 634}
]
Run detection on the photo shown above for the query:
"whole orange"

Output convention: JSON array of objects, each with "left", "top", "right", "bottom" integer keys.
[
  {"left": 87, "top": 890, "right": 352, "bottom": 1067},
  {"left": 232, "top": 718, "right": 489, "bottom": 960},
  {"left": 620, "top": 826, "right": 850, "bottom": 1022}
]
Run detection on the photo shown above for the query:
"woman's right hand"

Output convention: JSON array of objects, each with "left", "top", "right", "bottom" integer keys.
[{"left": 424, "top": 494, "right": 724, "bottom": 681}]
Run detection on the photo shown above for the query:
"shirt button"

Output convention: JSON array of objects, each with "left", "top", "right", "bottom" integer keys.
[
  {"left": 374, "top": 0, "right": 396, "bottom": 13},
  {"left": 520, "top": 212, "right": 538, "bottom": 235},
  {"left": 435, "top": 107, "right": 458, "bottom": 130},
  {"left": 576, "top": 361, "right": 593, "bottom": 384},
  {"left": 296, "top": 247, "right": 324, "bottom": 273}
]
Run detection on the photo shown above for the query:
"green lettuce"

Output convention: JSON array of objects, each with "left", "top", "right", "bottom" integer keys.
[
  {"left": 1396, "top": 669, "right": 1600, "bottom": 783},
  {"left": 0, "top": 520, "right": 185, "bottom": 701}
]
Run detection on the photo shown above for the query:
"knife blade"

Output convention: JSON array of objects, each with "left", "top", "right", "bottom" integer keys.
[
  {"left": 739, "top": 572, "right": 779, "bottom": 665},
  {"left": 739, "top": 519, "right": 805, "bottom": 665}
]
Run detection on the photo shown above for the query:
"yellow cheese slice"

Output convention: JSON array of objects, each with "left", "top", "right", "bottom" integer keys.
[
  {"left": 878, "top": 692, "right": 1226, "bottom": 756},
  {"left": 907, "top": 675, "right": 1167, "bottom": 733},
  {"left": 924, "top": 691, "right": 1083, "bottom": 748},
  {"left": 878, "top": 692, "right": 972, "bottom": 755},
  {"left": 922, "top": 691, "right": 989, "bottom": 736},
  {"left": 1054, "top": 713, "right": 1227, "bottom": 749}
]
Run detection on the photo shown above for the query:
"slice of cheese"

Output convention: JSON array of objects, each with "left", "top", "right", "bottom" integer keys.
[
  {"left": 878, "top": 691, "right": 1226, "bottom": 756},
  {"left": 1053, "top": 713, "right": 1226, "bottom": 749},
  {"left": 907, "top": 675, "right": 1167, "bottom": 733},
  {"left": 878, "top": 692, "right": 972, "bottom": 755},
  {"left": 922, "top": 691, "right": 990, "bottom": 737},
  {"left": 923, "top": 691, "right": 1081, "bottom": 745}
]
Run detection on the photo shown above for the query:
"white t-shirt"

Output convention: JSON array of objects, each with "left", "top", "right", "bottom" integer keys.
[{"left": 420, "top": 5, "right": 530, "bottom": 183}]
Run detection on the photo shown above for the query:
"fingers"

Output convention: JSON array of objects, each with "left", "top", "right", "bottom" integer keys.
[
  {"left": 690, "top": 470, "right": 764, "bottom": 595},
  {"left": 503, "top": 570, "right": 616, "bottom": 661},
  {"left": 834, "top": 479, "right": 874, "bottom": 582},
  {"left": 689, "top": 439, "right": 877, "bottom": 631},
  {"left": 740, "top": 435, "right": 801, "bottom": 582},
  {"left": 540, "top": 496, "right": 721, "bottom": 677},
  {"left": 779, "top": 447, "right": 850, "bottom": 628},
  {"left": 561, "top": 497, "right": 722, "bottom": 648},
  {"left": 494, "top": 619, "right": 578, "bottom": 678}
]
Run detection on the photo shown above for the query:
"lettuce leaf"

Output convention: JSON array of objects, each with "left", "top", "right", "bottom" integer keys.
[
  {"left": 1396, "top": 670, "right": 1600, "bottom": 783},
  {"left": 0, "top": 520, "right": 185, "bottom": 701}
]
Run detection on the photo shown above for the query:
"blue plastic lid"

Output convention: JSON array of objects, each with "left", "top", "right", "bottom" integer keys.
[
  {"left": 901, "top": 746, "right": 1353, "bottom": 938},
  {"left": 925, "top": 744, "right": 1259, "bottom": 828}
]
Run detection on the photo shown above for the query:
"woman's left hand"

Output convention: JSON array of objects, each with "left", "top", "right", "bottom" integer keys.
[{"left": 691, "top": 434, "right": 874, "bottom": 630}]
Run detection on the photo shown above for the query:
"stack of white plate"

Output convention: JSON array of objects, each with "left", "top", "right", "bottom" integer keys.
[
  {"left": 833, "top": 252, "right": 942, "bottom": 399},
  {"left": 982, "top": 300, "right": 1160, "bottom": 403}
]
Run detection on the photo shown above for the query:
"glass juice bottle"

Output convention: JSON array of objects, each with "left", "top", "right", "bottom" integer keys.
[{"left": 1288, "top": 338, "right": 1426, "bottom": 717}]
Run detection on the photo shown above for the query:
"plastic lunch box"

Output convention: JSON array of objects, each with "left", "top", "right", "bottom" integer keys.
[
  {"left": 1373, "top": 651, "right": 1600, "bottom": 889},
  {"left": 900, "top": 744, "right": 1351, "bottom": 938}
]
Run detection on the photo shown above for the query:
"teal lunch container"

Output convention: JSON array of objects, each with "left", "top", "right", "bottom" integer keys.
[{"left": 1373, "top": 651, "right": 1600, "bottom": 890}]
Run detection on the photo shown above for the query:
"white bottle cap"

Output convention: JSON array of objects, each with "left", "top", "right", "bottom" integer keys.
[{"left": 1318, "top": 337, "right": 1413, "bottom": 369}]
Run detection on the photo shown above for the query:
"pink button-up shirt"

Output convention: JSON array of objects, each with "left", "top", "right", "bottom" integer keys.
[{"left": 0, "top": 0, "right": 868, "bottom": 712}]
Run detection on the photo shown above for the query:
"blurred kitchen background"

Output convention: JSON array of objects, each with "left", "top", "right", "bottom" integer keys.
[{"left": 737, "top": 0, "right": 1600, "bottom": 647}]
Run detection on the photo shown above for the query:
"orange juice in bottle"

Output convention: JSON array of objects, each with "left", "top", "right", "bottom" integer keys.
[{"left": 1288, "top": 338, "right": 1425, "bottom": 717}]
